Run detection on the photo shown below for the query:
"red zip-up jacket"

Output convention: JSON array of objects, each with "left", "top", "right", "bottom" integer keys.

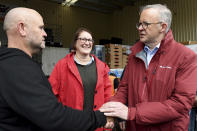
[
  {"left": 49, "top": 53, "right": 112, "bottom": 131},
  {"left": 111, "top": 30, "right": 197, "bottom": 131}
]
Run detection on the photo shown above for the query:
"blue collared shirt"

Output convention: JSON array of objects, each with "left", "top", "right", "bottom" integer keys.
[{"left": 144, "top": 43, "right": 160, "bottom": 66}]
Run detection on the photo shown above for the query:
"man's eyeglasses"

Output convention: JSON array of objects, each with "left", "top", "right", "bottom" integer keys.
[
  {"left": 136, "top": 22, "right": 162, "bottom": 29},
  {"left": 77, "top": 38, "right": 94, "bottom": 44}
]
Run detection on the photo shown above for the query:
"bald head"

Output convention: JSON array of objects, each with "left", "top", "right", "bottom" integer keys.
[
  {"left": 3, "top": 7, "right": 41, "bottom": 32},
  {"left": 3, "top": 7, "right": 47, "bottom": 56}
]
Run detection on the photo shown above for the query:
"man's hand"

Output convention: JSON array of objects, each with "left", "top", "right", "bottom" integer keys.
[
  {"left": 100, "top": 102, "right": 128, "bottom": 120},
  {"left": 104, "top": 116, "right": 114, "bottom": 129}
]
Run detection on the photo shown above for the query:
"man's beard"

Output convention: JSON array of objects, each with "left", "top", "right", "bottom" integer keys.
[
  {"left": 30, "top": 42, "right": 45, "bottom": 55},
  {"left": 144, "top": 37, "right": 157, "bottom": 45}
]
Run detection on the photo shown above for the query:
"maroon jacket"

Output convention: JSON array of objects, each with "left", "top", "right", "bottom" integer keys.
[
  {"left": 111, "top": 30, "right": 197, "bottom": 131},
  {"left": 49, "top": 53, "right": 112, "bottom": 131}
]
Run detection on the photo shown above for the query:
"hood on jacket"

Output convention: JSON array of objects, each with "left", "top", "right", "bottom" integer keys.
[{"left": 0, "top": 47, "right": 30, "bottom": 61}]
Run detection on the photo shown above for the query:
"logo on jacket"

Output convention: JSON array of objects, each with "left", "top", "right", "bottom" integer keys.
[{"left": 159, "top": 65, "right": 172, "bottom": 69}]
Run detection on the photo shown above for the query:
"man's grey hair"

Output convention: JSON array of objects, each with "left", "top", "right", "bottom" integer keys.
[{"left": 140, "top": 4, "right": 172, "bottom": 33}]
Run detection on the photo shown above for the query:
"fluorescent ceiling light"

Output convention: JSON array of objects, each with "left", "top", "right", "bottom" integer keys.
[{"left": 62, "top": 0, "right": 78, "bottom": 6}]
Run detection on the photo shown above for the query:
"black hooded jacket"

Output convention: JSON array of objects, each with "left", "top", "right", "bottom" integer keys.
[{"left": 0, "top": 47, "right": 106, "bottom": 131}]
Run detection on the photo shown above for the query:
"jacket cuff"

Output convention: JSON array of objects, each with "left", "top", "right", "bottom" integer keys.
[
  {"left": 128, "top": 107, "right": 136, "bottom": 120},
  {"left": 95, "top": 110, "right": 107, "bottom": 127}
]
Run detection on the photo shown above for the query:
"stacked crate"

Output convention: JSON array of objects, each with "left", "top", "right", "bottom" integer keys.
[
  {"left": 122, "top": 45, "right": 131, "bottom": 68},
  {"left": 122, "top": 54, "right": 128, "bottom": 68},
  {"left": 105, "top": 44, "right": 122, "bottom": 69},
  {"left": 180, "top": 41, "right": 197, "bottom": 45}
]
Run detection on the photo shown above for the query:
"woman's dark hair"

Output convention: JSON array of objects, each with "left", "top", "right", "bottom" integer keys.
[{"left": 70, "top": 27, "right": 93, "bottom": 51}]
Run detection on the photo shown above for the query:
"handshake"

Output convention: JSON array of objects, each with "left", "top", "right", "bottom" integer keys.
[{"left": 99, "top": 102, "right": 128, "bottom": 130}]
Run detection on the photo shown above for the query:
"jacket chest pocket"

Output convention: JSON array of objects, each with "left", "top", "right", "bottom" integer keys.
[
  {"left": 156, "top": 65, "right": 176, "bottom": 81},
  {"left": 153, "top": 65, "right": 177, "bottom": 96}
]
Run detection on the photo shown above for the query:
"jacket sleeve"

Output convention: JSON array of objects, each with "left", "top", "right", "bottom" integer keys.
[
  {"left": 103, "top": 64, "right": 113, "bottom": 102},
  {"left": 48, "top": 61, "right": 61, "bottom": 99},
  {"left": 1, "top": 61, "right": 106, "bottom": 131},
  {"left": 128, "top": 53, "right": 197, "bottom": 125},
  {"left": 110, "top": 64, "right": 128, "bottom": 105}
]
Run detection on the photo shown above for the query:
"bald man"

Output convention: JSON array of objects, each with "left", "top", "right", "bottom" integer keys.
[{"left": 0, "top": 7, "right": 107, "bottom": 131}]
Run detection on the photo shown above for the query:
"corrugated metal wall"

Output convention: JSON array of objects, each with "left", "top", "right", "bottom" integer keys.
[
  {"left": 0, "top": 0, "right": 111, "bottom": 47},
  {"left": 112, "top": 0, "right": 197, "bottom": 45},
  {"left": 61, "top": 6, "right": 112, "bottom": 47},
  {"left": 111, "top": 6, "right": 139, "bottom": 45},
  {"left": 1, "top": 0, "right": 197, "bottom": 46}
]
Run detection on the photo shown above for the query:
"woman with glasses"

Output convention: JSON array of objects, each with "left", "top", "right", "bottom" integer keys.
[{"left": 49, "top": 27, "right": 112, "bottom": 131}]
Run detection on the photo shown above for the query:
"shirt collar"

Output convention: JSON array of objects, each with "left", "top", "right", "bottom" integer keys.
[
  {"left": 74, "top": 55, "right": 94, "bottom": 65},
  {"left": 144, "top": 43, "right": 160, "bottom": 54}
]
